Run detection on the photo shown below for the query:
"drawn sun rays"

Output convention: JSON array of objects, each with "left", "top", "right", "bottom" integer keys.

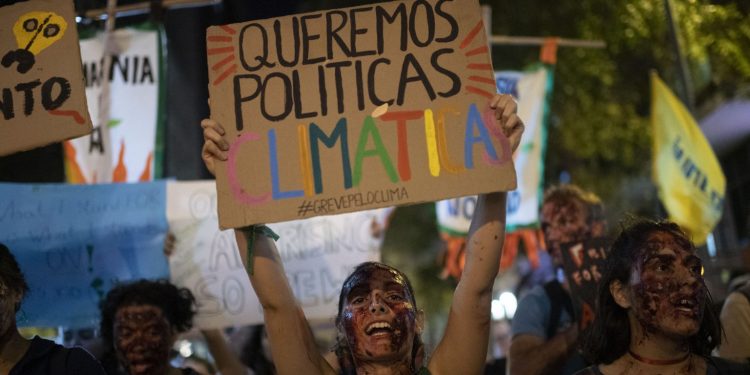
[
  {"left": 460, "top": 21, "right": 496, "bottom": 100},
  {"left": 207, "top": 25, "right": 237, "bottom": 86}
]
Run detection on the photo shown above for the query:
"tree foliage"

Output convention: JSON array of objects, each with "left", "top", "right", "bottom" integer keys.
[{"left": 486, "top": 0, "right": 750, "bottom": 225}]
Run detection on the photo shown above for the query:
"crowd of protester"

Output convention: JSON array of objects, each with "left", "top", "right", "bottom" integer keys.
[{"left": 2, "top": 94, "right": 749, "bottom": 375}]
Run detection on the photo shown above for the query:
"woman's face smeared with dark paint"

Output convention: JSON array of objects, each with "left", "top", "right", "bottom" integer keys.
[
  {"left": 541, "top": 199, "right": 589, "bottom": 265},
  {"left": 340, "top": 267, "right": 417, "bottom": 365},
  {"left": 114, "top": 304, "right": 174, "bottom": 375},
  {"left": 629, "top": 231, "right": 706, "bottom": 339}
]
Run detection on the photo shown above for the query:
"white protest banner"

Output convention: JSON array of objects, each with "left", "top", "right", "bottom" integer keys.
[
  {"left": 65, "top": 25, "right": 163, "bottom": 183},
  {"left": 436, "top": 66, "right": 552, "bottom": 234},
  {"left": 497, "top": 66, "right": 551, "bottom": 229},
  {"left": 166, "top": 181, "right": 392, "bottom": 328}
]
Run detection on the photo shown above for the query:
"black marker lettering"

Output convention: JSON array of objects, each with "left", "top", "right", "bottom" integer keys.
[
  {"left": 292, "top": 70, "right": 316, "bottom": 119},
  {"left": 431, "top": 48, "right": 461, "bottom": 97},
  {"left": 435, "top": 0, "right": 459, "bottom": 42},
  {"left": 376, "top": 4, "right": 407, "bottom": 53},
  {"left": 367, "top": 58, "right": 393, "bottom": 106},
  {"left": 301, "top": 14, "right": 326, "bottom": 65},
  {"left": 396, "top": 53, "right": 435, "bottom": 106},
  {"left": 326, "top": 10, "right": 351, "bottom": 59},
  {"left": 349, "top": 6, "right": 376, "bottom": 57},
  {"left": 233, "top": 74, "right": 262, "bottom": 131},
  {"left": 261, "top": 72, "right": 293, "bottom": 121},
  {"left": 15, "top": 80, "right": 41, "bottom": 116},
  {"left": 238, "top": 23, "right": 275, "bottom": 72},
  {"left": 41, "top": 76, "right": 71, "bottom": 110},
  {"left": 274, "top": 18, "right": 300, "bottom": 67},
  {"left": 409, "top": 0, "right": 436, "bottom": 47}
]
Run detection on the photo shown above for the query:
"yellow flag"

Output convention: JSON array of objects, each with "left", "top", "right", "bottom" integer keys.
[{"left": 651, "top": 73, "right": 725, "bottom": 245}]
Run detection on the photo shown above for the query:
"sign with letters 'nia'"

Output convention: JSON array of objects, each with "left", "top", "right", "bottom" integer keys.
[
  {"left": 0, "top": 0, "right": 93, "bottom": 156},
  {"left": 207, "top": 0, "right": 517, "bottom": 228}
]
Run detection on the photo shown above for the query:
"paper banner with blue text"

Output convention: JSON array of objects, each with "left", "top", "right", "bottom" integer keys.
[
  {"left": 0, "top": 0, "right": 93, "bottom": 156},
  {"left": 166, "top": 181, "right": 392, "bottom": 328},
  {"left": 65, "top": 25, "right": 163, "bottom": 183},
  {"left": 0, "top": 181, "right": 169, "bottom": 328},
  {"left": 207, "top": 0, "right": 516, "bottom": 228}
]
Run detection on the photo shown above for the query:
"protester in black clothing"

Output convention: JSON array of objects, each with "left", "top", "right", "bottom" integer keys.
[{"left": 0, "top": 243, "right": 106, "bottom": 375}]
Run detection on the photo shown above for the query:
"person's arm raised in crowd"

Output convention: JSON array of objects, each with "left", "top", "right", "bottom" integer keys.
[
  {"left": 428, "top": 94, "right": 524, "bottom": 375},
  {"left": 508, "top": 326, "right": 578, "bottom": 375},
  {"left": 201, "top": 119, "right": 335, "bottom": 375},
  {"left": 200, "top": 329, "right": 253, "bottom": 375}
]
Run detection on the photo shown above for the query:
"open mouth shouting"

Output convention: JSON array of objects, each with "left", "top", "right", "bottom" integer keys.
[
  {"left": 366, "top": 321, "right": 396, "bottom": 337},
  {"left": 671, "top": 294, "right": 702, "bottom": 318}
]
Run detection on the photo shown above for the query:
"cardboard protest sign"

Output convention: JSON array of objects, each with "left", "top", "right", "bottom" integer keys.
[
  {"left": 65, "top": 26, "right": 164, "bottom": 183},
  {"left": 0, "top": 181, "right": 169, "bottom": 328},
  {"left": 0, "top": 0, "right": 93, "bottom": 156},
  {"left": 560, "top": 237, "right": 609, "bottom": 330},
  {"left": 207, "top": 0, "right": 516, "bottom": 228},
  {"left": 167, "top": 181, "right": 391, "bottom": 328}
]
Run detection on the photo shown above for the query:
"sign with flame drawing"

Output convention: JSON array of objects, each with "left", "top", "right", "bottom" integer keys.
[{"left": 0, "top": 0, "right": 92, "bottom": 156}]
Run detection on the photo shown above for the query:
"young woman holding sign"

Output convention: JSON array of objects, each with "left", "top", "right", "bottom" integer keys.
[{"left": 200, "top": 94, "right": 524, "bottom": 375}]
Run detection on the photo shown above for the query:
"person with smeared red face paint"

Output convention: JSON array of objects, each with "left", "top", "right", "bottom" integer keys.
[
  {"left": 200, "top": 94, "right": 525, "bottom": 375},
  {"left": 0, "top": 243, "right": 106, "bottom": 375},
  {"left": 509, "top": 185, "right": 605, "bottom": 375},
  {"left": 577, "top": 219, "right": 750, "bottom": 375},
  {"left": 99, "top": 279, "right": 200, "bottom": 375}
]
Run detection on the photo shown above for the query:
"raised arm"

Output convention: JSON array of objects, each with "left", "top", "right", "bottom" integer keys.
[
  {"left": 508, "top": 327, "right": 579, "bottom": 375},
  {"left": 428, "top": 95, "right": 524, "bottom": 375},
  {"left": 200, "top": 329, "right": 251, "bottom": 375},
  {"left": 201, "top": 119, "right": 334, "bottom": 375}
]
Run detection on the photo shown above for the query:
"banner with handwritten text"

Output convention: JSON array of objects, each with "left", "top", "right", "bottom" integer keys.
[
  {"left": 0, "top": 0, "right": 93, "bottom": 156},
  {"left": 0, "top": 182, "right": 169, "bottom": 328},
  {"left": 167, "top": 181, "right": 391, "bottom": 328},
  {"left": 65, "top": 25, "right": 163, "bottom": 183},
  {"left": 560, "top": 237, "right": 608, "bottom": 330},
  {"left": 207, "top": 0, "right": 516, "bottom": 228}
]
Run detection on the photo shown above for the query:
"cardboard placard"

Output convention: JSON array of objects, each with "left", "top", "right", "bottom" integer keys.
[
  {"left": 207, "top": 0, "right": 516, "bottom": 228},
  {"left": 166, "top": 181, "right": 391, "bottom": 328},
  {"left": 0, "top": 0, "right": 92, "bottom": 156},
  {"left": 560, "top": 237, "right": 609, "bottom": 330}
]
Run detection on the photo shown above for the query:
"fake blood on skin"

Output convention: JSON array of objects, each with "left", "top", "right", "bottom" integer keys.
[
  {"left": 340, "top": 267, "right": 416, "bottom": 360},
  {"left": 631, "top": 233, "right": 706, "bottom": 339},
  {"left": 114, "top": 305, "right": 172, "bottom": 375}
]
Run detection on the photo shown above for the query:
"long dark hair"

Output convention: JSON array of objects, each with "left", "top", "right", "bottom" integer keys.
[
  {"left": 0, "top": 243, "right": 29, "bottom": 312},
  {"left": 580, "top": 219, "right": 722, "bottom": 364},
  {"left": 333, "top": 262, "right": 424, "bottom": 374}
]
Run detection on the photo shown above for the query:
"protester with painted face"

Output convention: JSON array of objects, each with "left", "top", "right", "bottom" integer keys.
[
  {"left": 99, "top": 279, "right": 198, "bottom": 375},
  {"left": 0, "top": 243, "right": 106, "bottom": 375},
  {"left": 576, "top": 219, "right": 750, "bottom": 375},
  {"left": 200, "top": 94, "right": 524, "bottom": 375},
  {"left": 509, "top": 185, "right": 604, "bottom": 375}
]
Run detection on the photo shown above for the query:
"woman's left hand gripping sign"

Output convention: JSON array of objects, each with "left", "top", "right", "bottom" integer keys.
[{"left": 2, "top": 11, "right": 67, "bottom": 74}]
